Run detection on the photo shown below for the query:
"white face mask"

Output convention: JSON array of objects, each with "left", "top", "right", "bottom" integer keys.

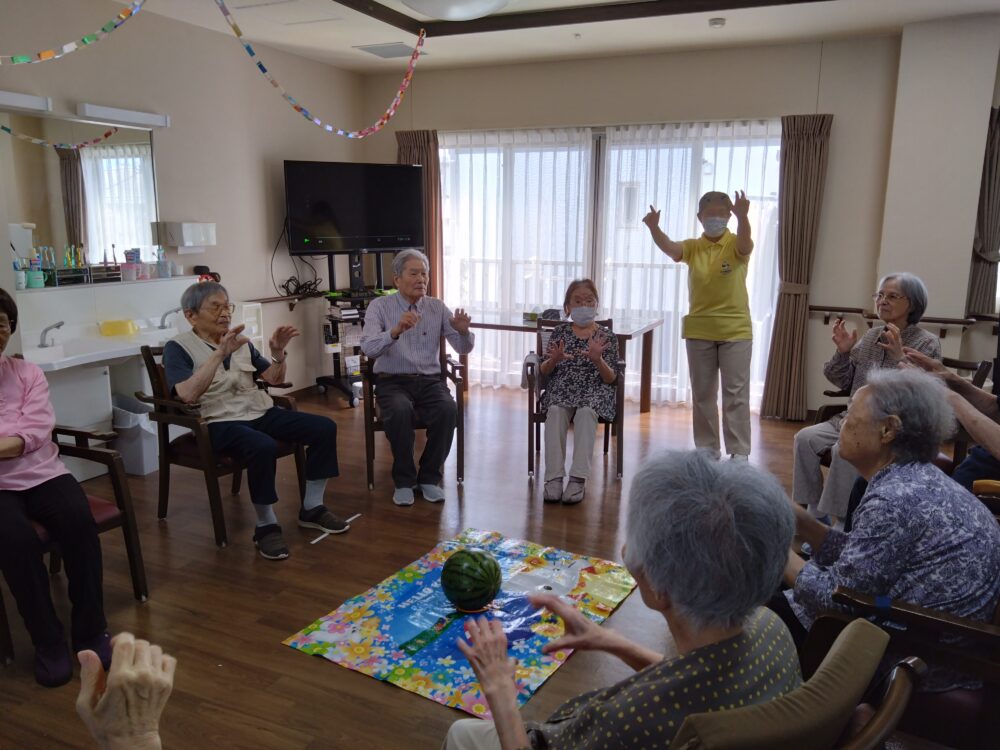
[
  {"left": 702, "top": 216, "right": 729, "bottom": 236},
  {"left": 569, "top": 306, "right": 597, "bottom": 326}
]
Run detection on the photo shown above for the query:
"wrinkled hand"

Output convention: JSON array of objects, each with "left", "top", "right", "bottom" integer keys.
[
  {"left": 877, "top": 323, "right": 904, "bottom": 361},
  {"left": 903, "top": 347, "right": 947, "bottom": 377},
  {"left": 546, "top": 340, "right": 572, "bottom": 365},
  {"left": 450, "top": 308, "right": 472, "bottom": 336},
  {"left": 268, "top": 325, "right": 300, "bottom": 356},
  {"left": 219, "top": 324, "right": 250, "bottom": 358},
  {"left": 76, "top": 633, "right": 176, "bottom": 750},
  {"left": 531, "top": 593, "right": 609, "bottom": 655},
  {"left": 831, "top": 318, "right": 858, "bottom": 354},
  {"left": 391, "top": 311, "right": 421, "bottom": 338},
  {"left": 642, "top": 205, "right": 661, "bottom": 231},
  {"left": 731, "top": 190, "right": 750, "bottom": 219},
  {"left": 587, "top": 331, "right": 609, "bottom": 364},
  {"left": 456, "top": 617, "right": 516, "bottom": 698}
]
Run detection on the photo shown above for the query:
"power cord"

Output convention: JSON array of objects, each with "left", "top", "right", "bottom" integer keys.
[{"left": 269, "top": 219, "right": 324, "bottom": 296}]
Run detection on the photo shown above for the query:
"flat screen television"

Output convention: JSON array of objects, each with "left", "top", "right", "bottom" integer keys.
[{"left": 284, "top": 160, "right": 424, "bottom": 255}]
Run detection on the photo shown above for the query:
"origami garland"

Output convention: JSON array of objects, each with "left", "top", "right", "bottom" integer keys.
[
  {"left": 0, "top": 124, "right": 120, "bottom": 150},
  {"left": 214, "top": 0, "right": 425, "bottom": 139},
  {"left": 0, "top": 1, "right": 146, "bottom": 66}
]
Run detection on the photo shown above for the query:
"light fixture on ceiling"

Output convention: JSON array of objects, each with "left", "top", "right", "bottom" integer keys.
[
  {"left": 708, "top": 17, "right": 726, "bottom": 29},
  {"left": 0, "top": 90, "right": 53, "bottom": 115},
  {"left": 75, "top": 102, "right": 170, "bottom": 130},
  {"left": 401, "top": 0, "right": 509, "bottom": 22}
]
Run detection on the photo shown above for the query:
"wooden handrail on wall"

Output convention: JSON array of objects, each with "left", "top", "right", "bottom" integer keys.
[
  {"left": 809, "top": 306, "right": 979, "bottom": 338},
  {"left": 808, "top": 306, "right": 867, "bottom": 325},
  {"left": 862, "top": 313, "right": 976, "bottom": 339}
]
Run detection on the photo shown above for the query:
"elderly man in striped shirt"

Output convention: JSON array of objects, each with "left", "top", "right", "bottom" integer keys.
[{"left": 360, "top": 249, "right": 474, "bottom": 506}]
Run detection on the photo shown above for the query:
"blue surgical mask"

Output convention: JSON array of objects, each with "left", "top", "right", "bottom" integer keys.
[
  {"left": 702, "top": 216, "right": 729, "bottom": 236},
  {"left": 569, "top": 306, "right": 597, "bottom": 326}
]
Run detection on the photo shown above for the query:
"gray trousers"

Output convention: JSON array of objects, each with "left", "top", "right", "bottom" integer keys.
[
  {"left": 443, "top": 719, "right": 502, "bottom": 750},
  {"left": 686, "top": 338, "right": 753, "bottom": 456},
  {"left": 792, "top": 414, "right": 859, "bottom": 518},
  {"left": 544, "top": 405, "right": 599, "bottom": 482}
]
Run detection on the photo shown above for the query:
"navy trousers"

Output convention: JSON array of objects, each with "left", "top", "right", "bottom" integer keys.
[
  {"left": 376, "top": 375, "right": 457, "bottom": 488},
  {"left": 951, "top": 445, "right": 1000, "bottom": 491},
  {"left": 208, "top": 407, "right": 338, "bottom": 505}
]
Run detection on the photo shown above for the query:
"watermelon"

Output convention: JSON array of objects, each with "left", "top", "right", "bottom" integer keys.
[{"left": 441, "top": 548, "right": 502, "bottom": 612}]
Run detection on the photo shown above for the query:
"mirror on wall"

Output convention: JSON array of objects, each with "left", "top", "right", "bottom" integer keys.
[{"left": 0, "top": 112, "right": 158, "bottom": 265}]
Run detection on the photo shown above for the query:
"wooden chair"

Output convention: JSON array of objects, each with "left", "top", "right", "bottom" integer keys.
[
  {"left": 137, "top": 345, "right": 305, "bottom": 548},
  {"left": 361, "top": 339, "right": 465, "bottom": 490},
  {"left": 972, "top": 479, "right": 1000, "bottom": 521},
  {"left": 525, "top": 318, "right": 625, "bottom": 479},
  {"left": 800, "top": 586, "right": 1000, "bottom": 750},
  {"left": 815, "top": 357, "right": 992, "bottom": 470},
  {"left": 669, "top": 618, "right": 921, "bottom": 749},
  {"left": 0, "top": 426, "right": 148, "bottom": 665}
]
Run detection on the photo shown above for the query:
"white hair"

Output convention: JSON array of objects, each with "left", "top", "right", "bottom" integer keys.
[{"left": 393, "top": 248, "right": 429, "bottom": 278}]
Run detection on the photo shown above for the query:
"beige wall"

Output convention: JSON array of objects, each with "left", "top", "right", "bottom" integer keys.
[
  {"left": 361, "top": 35, "right": 909, "bottom": 409},
  {"left": 0, "top": 0, "right": 368, "bottom": 386}
]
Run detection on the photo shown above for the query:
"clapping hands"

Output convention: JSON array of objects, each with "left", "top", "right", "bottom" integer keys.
[
  {"left": 268, "top": 325, "right": 300, "bottom": 356},
  {"left": 219, "top": 324, "right": 250, "bottom": 358},
  {"left": 877, "top": 322, "right": 904, "bottom": 361},
  {"left": 587, "top": 330, "right": 609, "bottom": 363},
  {"left": 831, "top": 318, "right": 858, "bottom": 354}
]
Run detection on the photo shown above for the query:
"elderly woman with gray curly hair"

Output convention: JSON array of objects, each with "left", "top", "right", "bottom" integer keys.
[
  {"left": 444, "top": 451, "right": 802, "bottom": 750},
  {"left": 780, "top": 368, "right": 1000, "bottom": 692}
]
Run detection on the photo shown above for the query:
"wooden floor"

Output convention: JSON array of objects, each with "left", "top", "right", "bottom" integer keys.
[{"left": 0, "top": 386, "right": 802, "bottom": 750}]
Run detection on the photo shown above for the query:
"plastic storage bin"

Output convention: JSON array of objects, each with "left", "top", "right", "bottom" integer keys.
[{"left": 111, "top": 394, "right": 158, "bottom": 475}]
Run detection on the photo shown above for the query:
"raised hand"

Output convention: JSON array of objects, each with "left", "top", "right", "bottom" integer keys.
[
  {"left": 450, "top": 308, "right": 472, "bottom": 336},
  {"left": 877, "top": 322, "right": 904, "bottom": 361},
  {"left": 391, "top": 310, "right": 421, "bottom": 338},
  {"left": 587, "top": 330, "right": 609, "bottom": 363},
  {"left": 268, "top": 325, "right": 300, "bottom": 356},
  {"left": 530, "top": 593, "right": 608, "bottom": 655},
  {"left": 731, "top": 190, "right": 750, "bottom": 219},
  {"left": 831, "top": 318, "right": 858, "bottom": 354},
  {"left": 219, "top": 324, "right": 250, "bottom": 358},
  {"left": 546, "top": 339, "right": 572, "bottom": 365},
  {"left": 76, "top": 633, "right": 176, "bottom": 750},
  {"left": 642, "top": 205, "right": 661, "bottom": 231},
  {"left": 456, "top": 617, "right": 516, "bottom": 697}
]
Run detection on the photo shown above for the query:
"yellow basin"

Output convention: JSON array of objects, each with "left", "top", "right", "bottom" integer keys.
[{"left": 99, "top": 320, "right": 139, "bottom": 337}]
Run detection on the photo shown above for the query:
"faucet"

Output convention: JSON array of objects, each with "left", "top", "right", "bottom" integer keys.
[
  {"left": 159, "top": 307, "right": 182, "bottom": 330},
  {"left": 39, "top": 321, "right": 64, "bottom": 348}
]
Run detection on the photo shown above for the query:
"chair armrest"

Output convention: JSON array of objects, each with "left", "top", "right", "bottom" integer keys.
[
  {"left": 444, "top": 355, "right": 465, "bottom": 384},
  {"left": 832, "top": 586, "right": 1000, "bottom": 644},
  {"left": 973, "top": 479, "right": 1000, "bottom": 496},
  {"left": 135, "top": 391, "right": 201, "bottom": 415},
  {"left": 52, "top": 426, "right": 117, "bottom": 446},
  {"left": 823, "top": 389, "right": 851, "bottom": 398},
  {"left": 256, "top": 378, "right": 294, "bottom": 391},
  {"left": 816, "top": 403, "right": 848, "bottom": 424}
]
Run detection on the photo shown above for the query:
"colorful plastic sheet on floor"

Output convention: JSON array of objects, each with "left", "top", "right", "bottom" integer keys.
[{"left": 284, "top": 529, "right": 636, "bottom": 718}]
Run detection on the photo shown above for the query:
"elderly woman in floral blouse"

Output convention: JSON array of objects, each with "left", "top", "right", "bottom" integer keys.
[
  {"left": 792, "top": 272, "right": 941, "bottom": 524},
  {"left": 781, "top": 368, "right": 1000, "bottom": 691},
  {"left": 539, "top": 280, "right": 622, "bottom": 505}
]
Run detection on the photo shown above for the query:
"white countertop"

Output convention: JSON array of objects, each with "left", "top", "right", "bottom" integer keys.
[{"left": 21, "top": 330, "right": 178, "bottom": 371}]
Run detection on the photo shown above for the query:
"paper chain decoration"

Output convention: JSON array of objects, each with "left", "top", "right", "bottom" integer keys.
[
  {"left": 214, "top": 0, "right": 425, "bottom": 139},
  {"left": 0, "top": 124, "right": 120, "bottom": 150},
  {"left": 0, "top": 1, "right": 146, "bottom": 66}
]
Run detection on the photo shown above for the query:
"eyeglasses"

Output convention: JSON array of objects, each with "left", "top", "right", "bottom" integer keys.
[
  {"left": 204, "top": 303, "right": 235, "bottom": 315},
  {"left": 872, "top": 292, "right": 907, "bottom": 303},
  {"left": 0, "top": 321, "right": 11, "bottom": 333}
]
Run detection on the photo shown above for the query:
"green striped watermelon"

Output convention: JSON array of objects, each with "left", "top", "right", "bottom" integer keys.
[{"left": 441, "top": 548, "right": 502, "bottom": 612}]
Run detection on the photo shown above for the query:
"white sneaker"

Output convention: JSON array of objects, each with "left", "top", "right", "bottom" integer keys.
[
  {"left": 729, "top": 454, "right": 749, "bottom": 463},
  {"left": 392, "top": 487, "right": 415, "bottom": 506},
  {"left": 419, "top": 484, "right": 446, "bottom": 503}
]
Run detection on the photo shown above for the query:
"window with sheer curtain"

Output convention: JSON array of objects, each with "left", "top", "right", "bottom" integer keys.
[
  {"left": 80, "top": 143, "right": 157, "bottom": 263},
  {"left": 439, "top": 120, "right": 782, "bottom": 408}
]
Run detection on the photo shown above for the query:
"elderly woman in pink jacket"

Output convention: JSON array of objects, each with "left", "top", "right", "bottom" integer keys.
[{"left": 0, "top": 288, "right": 110, "bottom": 687}]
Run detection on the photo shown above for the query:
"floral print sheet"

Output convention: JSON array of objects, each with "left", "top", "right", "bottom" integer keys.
[{"left": 284, "top": 529, "right": 636, "bottom": 717}]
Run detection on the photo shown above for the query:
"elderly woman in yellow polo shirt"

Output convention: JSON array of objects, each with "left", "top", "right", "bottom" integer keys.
[{"left": 643, "top": 191, "right": 754, "bottom": 461}]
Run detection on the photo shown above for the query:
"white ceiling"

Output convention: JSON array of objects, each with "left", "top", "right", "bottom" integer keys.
[{"left": 126, "top": 0, "right": 1000, "bottom": 73}]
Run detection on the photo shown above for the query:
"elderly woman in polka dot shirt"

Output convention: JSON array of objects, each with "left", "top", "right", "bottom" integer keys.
[{"left": 444, "top": 451, "right": 802, "bottom": 750}]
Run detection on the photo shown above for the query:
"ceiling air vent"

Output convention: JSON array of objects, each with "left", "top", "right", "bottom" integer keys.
[{"left": 354, "top": 42, "right": 422, "bottom": 59}]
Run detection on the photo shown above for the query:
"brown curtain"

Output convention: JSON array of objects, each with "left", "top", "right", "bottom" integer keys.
[
  {"left": 56, "top": 147, "right": 86, "bottom": 248},
  {"left": 966, "top": 107, "right": 1000, "bottom": 316},
  {"left": 396, "top": 130, "right": 443, "bottom": 295},
  {"left": 760, "top": 114, "right": 834, "bottom": 420}
]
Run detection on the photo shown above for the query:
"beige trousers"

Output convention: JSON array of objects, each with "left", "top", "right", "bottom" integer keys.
[
  {"left": 792, "top": 414, "right": 859, "bottom": 519},
  {"left": 543, "top": 405, "right": 599, "bottom": 482},
  {"left": 685, "top": 338, "right": 753, "bottom": 457},
  {"left": 442, "top": 719, "right": 502, "bottom": 750}
]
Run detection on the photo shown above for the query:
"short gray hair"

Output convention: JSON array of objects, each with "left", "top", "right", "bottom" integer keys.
[
  {"left": 393, "top": 248, "right": 429, "bottom": 278},
  {"left": 624, "top": 451, "right": 795, "bottom": 630},
  {"left": 180, "top": 281, "right": 228, "bottom": 313},
  {"left": 879, "top": 272, "right": 928, "bottom": 325},
  {"left": 864, "top": 368, "right": 956, "bottom": 464}
]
